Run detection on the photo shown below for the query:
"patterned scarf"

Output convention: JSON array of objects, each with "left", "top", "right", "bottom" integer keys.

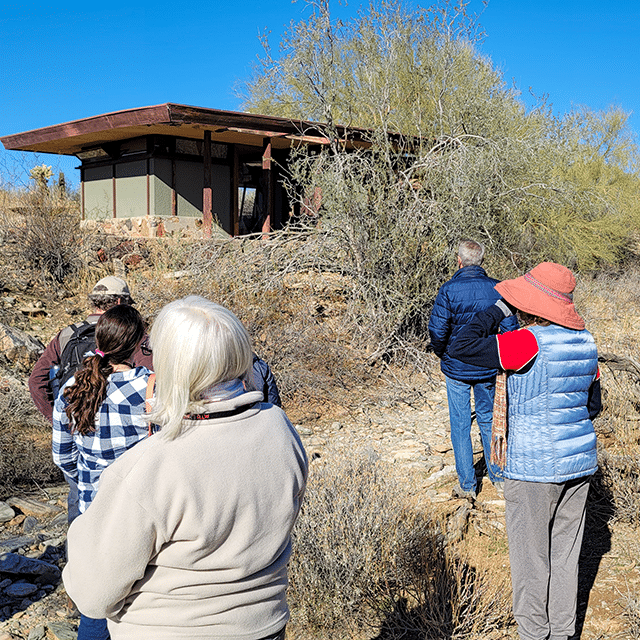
[{"left": 491, "top": 370, "right": 508, "bottom": 468}]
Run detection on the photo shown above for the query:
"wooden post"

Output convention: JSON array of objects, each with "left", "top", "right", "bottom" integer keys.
[
  {"left": 171, "top": 158, "right": 177, "bottom": 216},
  {"left": 232, "top": 144, "right": 240, "bottom": 237},
  {"left": 262, "top": 138, "right": 273, "bottom": 235},
  {"left": 272, "top": 150, "right": 281, "bottom": 230},
  {"left": 80, "top": 167, "right": 85, "bottom": 220},
  {"left": 203, "top": 130, "right": 212, "bottom": 237},
  {"left": 112, "top": 164, "right": 117, "bottom": 218},
  {"left": 146, "top": 158, "right": 150, "bottom": 217}
]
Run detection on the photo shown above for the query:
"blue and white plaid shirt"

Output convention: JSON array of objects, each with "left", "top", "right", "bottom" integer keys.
[{"left": 52, "top": 366, "right": 152, "bottom": 513}]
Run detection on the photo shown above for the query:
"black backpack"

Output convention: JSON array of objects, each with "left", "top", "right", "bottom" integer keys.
[{"left": 49, "top": 321, "right": 97, "bottom": 399}]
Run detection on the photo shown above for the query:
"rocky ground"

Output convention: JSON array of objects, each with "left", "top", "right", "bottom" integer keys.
[
  {"left": 0, "top": 257, "right": 636, "bottom": 639},
  {"left": 0, "top": 378, "right": 637, "bottom": 639}
]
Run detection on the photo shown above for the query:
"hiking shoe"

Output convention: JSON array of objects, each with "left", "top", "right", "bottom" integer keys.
[{"left": 451, "top": 484, "right": 476, "bottom": 501}]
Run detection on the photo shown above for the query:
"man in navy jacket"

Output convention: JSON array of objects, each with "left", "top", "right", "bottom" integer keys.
[{"left": 428, "top": 240, "right": 519, "bottom": 498}]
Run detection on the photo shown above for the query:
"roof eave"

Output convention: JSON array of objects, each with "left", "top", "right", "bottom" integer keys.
[{"left": 1, "top": 103, "right": 372, "bottom": 156}]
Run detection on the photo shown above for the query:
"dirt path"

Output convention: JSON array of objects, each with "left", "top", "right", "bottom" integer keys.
[{"left": 292, "top": 374, "right": 639, "bottom": 640}]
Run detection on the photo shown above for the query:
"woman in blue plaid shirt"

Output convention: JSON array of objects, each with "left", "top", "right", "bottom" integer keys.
[{"left": 52, "top": 304, "right": 152, "bottom": 640}]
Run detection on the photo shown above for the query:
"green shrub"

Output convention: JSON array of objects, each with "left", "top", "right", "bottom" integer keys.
[{"left": 243, "top": 0, "right": 640, "bottom": 353}]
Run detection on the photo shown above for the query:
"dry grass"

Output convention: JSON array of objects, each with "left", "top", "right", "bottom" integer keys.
[
  {"left": 126, "top": 234, "right": 380, "bottom": 414},
  {"left": 0, "top": 189, "right": 89, "bottom": 285},
  {"left": 0, "top": 373, "right": 62, "bottom": 499},
  {"left": 621, "top": 590, "right": 640, "bottom": 639},
  {"left": 288, "top": 448, "right": 513, "bottom": 639}
]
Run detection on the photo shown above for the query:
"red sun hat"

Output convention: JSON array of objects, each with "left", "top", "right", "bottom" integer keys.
[{"left": 494, "top": 262, "right": 585, "bottom": 330}]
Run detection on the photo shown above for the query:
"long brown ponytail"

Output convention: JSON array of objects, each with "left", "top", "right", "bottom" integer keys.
[{"left": 64, "top": 305, "right": 145, "bottom": 435}]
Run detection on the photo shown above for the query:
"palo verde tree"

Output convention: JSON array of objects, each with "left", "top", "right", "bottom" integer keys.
[{"left": 241, "top": 0, "right": 640, "bottom": 354}]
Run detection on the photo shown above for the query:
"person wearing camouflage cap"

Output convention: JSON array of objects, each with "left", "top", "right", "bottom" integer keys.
[{"left": 28, "top": 276, "right": 153, "bottom": 522}]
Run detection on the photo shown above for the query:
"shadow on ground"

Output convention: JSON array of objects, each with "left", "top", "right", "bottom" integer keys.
[{"left": 573, "top": 471, "right": 614, "bottom": 639}]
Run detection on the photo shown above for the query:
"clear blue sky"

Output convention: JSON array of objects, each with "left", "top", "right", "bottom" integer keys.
[{"left": 1, "top": 0, "right": 638, "bottom": 189}]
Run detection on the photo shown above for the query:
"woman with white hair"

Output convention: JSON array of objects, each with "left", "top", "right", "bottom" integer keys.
[{"left": 62, "top": 296, "right": 308, "bottom": 640}]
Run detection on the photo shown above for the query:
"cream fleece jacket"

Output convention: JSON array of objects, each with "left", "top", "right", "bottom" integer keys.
[{"left": 63, "top": 390, "right": 308, "bottom": 640}]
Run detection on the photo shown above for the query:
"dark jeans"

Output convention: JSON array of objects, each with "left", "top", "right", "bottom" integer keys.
[
  {"left": 78, "top": 615, "right": 109, "bottom": 640},
  {"left": 65, "top": 474, "right": 81, "bottom": 524},
  {"left": 76, "top": 617, "right": 283, "bottom": 640}
]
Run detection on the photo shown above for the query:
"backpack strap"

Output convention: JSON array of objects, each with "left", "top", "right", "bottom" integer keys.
[
  {"left": 145, "top": 374, "right": 156, "bottom": 436},
  {"left": 58, "top": 320, "right": 95, "bottom": 355}
]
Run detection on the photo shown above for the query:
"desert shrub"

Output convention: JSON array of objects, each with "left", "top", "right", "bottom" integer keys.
[
  {"left": 131, "top": 233, "right": 378, "bottom": 411},
  {"left": 621, "top": 589, "right": 640, "bottom": 639},
  {"left": 595, "top": 447, "right": 640, "bottom": 528},
  {"left": 288, "top": 449, "right": 512, "bottom": 639},
  {"left": 0, "top": 375, "right": 62, "bottom": 498},
  {"left": 0, "top": 187, "right": 87, "bottom": 284},
  {"left": 588, "top": 332, "right": 640, "bottom": 526},
  {"left": 589, "top": 361, "right": 640, "bottom": 527},
  {"left": 577, "top": 269, "right": 640, "bottom": 527}
]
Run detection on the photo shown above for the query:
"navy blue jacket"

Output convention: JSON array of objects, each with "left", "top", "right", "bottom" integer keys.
[
  {"left": 252, "top": 354, "right": 282, "bottom": 407},
  {"left": 428, "top": 265, "right": 519, "bottom": 382}
]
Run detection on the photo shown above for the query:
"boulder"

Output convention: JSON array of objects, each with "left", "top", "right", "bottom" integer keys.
[
  {"left": 0, "top": 324, "right": 44, "bottom": 371},
  {"left": 0, "top": 552, "right": 61, "bottom": 583},
  {"left": 0, "top": 502, "right": 15, "bottom": 523},
  {"left": 47, "top": 622, "right": 78, "bottom": 640},
  {"left": 7, "top": 498, "right": 62, "bottom": 519},
  {"left": 0, "top": 535, "right": 40, "bottom": 554},
  {"left": 27, "top": 626, "right": 46, "bottom": 640},
  {"left": 4, "top": 582, "right": 38, "bottom": 598}
]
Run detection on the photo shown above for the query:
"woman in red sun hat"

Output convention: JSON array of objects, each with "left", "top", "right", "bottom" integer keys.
[{"left": 450, "top": 262, "right": 601, "bottom": 640}]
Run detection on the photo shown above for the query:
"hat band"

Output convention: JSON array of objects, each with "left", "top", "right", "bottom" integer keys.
[{"left": 524, "top": 272, "right": 573, "bottom": 302}]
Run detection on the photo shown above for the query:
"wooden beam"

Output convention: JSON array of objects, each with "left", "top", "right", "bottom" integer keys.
[
  {"left": 227, "top": 127, "right": 288, "bottom": 139},
  {"left": 262, "top": 139, "right": 272, "bottom": 171},
  {"left": 273, "top": 150, "right": 282, "bottom": 230},
  {"left": 146, "top": 158, "right": 150, "bottom": 217},
  {"left": 203, "top": 130, "right": 212, "bottom": 237}
]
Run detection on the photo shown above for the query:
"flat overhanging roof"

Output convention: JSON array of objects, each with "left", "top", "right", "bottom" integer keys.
[{"left": 1, "top": 103, "right": 370, "bottom": 156}]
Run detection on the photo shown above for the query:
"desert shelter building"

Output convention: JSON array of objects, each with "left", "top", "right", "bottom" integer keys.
[{"left": 1, "top": 103, "right": 368, "bottom": 237}]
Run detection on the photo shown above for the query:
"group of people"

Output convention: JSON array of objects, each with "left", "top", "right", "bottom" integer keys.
[
  {"left": 429, "top": 240, "right": 601, "bottom": 640},
  {"left": 28, "top": 242, "right": 601, "bottom": 640},
  {"left": 29, "top": 281, "right": 305, "bottom": 640}
]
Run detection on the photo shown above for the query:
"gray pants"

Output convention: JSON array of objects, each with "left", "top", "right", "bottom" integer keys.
[{"left": 505, "top": 477, "right": 590, "bottom": 640}]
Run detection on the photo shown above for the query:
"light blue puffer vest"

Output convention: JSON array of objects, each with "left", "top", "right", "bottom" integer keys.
[{"left": 505, "top": 324, "right": 598, "bottom": 483}]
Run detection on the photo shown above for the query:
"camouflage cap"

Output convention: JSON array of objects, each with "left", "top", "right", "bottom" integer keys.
[{"left": 90, "top": 276, "right": 134, "bottom": 302}]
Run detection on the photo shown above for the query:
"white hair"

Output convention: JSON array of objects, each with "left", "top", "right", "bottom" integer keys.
[
  {"left": 148, "top": 296, "right": 253, "bottom": 440},
  {"left": 458, "top": 239, "right": 485, "bottom": 266}
]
